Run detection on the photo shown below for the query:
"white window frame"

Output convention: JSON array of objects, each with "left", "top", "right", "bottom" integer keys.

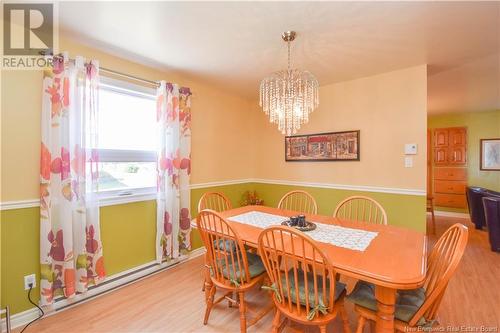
[{"left": 97, "top": 76, "right": 157, "bottom": 205}]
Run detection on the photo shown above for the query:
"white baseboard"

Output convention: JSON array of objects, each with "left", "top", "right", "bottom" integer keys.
[
  {"left": 2, "top": 247, "right": 206, "bottom": 330},
  {"left": 433, "top": 210, "right": 470, "bottom": 219}
]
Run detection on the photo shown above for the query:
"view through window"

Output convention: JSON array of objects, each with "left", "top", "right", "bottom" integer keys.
[{"left": 97, "top": 78, "right": 157, "bottom": 194}]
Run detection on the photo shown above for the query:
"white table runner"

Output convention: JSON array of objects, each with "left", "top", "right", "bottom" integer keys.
[{"left": 228, "top": 211, "right": 378, "bottom": 251}]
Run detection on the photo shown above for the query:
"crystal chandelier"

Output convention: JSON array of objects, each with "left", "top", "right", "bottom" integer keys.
[{"left": 259, "top": 31, "right": 319, "bottom": 136}]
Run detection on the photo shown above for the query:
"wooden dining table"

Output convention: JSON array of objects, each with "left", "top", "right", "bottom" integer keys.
[{"left": 204, "top": 205, "right": 427, "bottom": 333}]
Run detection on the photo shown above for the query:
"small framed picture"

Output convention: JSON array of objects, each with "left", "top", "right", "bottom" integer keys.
[{"left": 480, "top": 138, "right": 500, "bottom": 171}]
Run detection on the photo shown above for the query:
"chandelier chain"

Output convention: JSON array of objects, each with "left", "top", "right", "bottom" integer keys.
[{"left": 287, "top": 40, "right": 291, "bottom": 71}]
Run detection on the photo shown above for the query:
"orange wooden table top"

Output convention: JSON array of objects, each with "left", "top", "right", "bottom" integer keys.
[{"left": 220, "top": 205, "right": 427, "bottom": 290}]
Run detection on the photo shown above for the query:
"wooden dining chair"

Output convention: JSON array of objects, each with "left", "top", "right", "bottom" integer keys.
[
  {"left": 198, "top": 191, "right": 232, "bottom": 212},
  {"left": 196, "top": 209, "right": 271, "bottom": 333},
  {"left": 198, "top": 192, "right": 233, "bottom": 291},
  {"left": 348, "top": 223, "right": 468, "bottom": 332},
  {"left": 333, "top": 196, "right": 387, "bottom": 225},
  {"left": 427, "top": 196, "right": 436, "bottom": 235},
  {"left": 277, "top": 190, "right": 318, "bottom": 215},
  {"left": 258, "top": 226, "right": 351, "bottom": 333}
]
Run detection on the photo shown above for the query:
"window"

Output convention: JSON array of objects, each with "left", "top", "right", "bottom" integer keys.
[{"left": 97, "top": 77, "right": 157, "bottom": 196}]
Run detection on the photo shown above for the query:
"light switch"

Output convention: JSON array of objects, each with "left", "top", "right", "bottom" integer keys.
[
  {"left": 405, "top": 156, "right": 413, "bottom": 168},
  {"left": 404, "top": 144, "right": 418, "bottom": 155}
]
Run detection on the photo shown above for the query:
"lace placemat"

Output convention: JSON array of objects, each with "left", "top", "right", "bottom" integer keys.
[{"left": 228, "top": 210, "right": 378, "bottom": 251}]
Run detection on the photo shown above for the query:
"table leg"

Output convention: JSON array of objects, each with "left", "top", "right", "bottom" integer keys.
[{"left": 374, "top": 286, "right": 396, "bottom": 333}]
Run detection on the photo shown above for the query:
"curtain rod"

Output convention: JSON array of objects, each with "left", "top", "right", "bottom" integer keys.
[
  {"left": 99, "top": 67, "right": 159, "bottom": 87},
  {"left": 41, "top": 51, "right": 160, "bottom": 87}
]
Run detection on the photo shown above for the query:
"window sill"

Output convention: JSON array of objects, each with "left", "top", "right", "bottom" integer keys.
[{"left": 99, "top": 191, "right": 156, "bottom": 207}]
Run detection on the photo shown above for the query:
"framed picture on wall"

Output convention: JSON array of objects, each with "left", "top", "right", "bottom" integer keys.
[
  {"left": 285, "top": 130, "right": 360, "bottom": 161},
  {"left": 480, "top": 138, "right": 500, "bottom": 171}
]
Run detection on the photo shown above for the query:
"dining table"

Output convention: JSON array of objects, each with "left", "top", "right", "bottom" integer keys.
[{"left": 202, "top": 205, "right": 427, "bottom": 333}]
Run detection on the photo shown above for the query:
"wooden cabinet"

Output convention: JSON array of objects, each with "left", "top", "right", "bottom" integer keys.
[
  {"left": 434, "top": 193, "right": 467, "bottom": 208},
  {"left": 434, "top": 180, "right": 466, "bottom": 194},
  {"left": 432, "top": 127, "right": 467, "bottom": 166},
  {"left": 434, "top": 148, "right": 449, "bottom": 165},
  {"left": 434, "top": 167, "right": 467, "bottom": 181},
  {"left": 434, "top": 129, "right": 449, "bottom": 147},
  {"left": 449, "top": 146, "right": 467, "bottom": 165},
  {"left": 449, "top": 128, "right": 466, "bottom": 146},
  {"left": 432, "top": 127, "right": 468, "bottom": 209}
]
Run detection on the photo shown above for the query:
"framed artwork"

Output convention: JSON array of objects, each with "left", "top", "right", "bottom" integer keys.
[
  {"left": 285, "top": 130, "right": 360, "bottom": 162},
  {"left": 480, "top": 138, "right": 500, "bottom": 171}
]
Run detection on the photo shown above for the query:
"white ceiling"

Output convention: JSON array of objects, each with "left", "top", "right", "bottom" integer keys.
[{"left": 59, "top": 1, "right": 500, "bottom": 113}]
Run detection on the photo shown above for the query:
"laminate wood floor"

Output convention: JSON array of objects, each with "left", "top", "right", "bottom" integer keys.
[{"left": 16, "top": 215, "right": 500, "bottom": 333}]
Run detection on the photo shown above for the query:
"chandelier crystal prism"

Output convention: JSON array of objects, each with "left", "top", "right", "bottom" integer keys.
[{"left": 259, "top": 31, "right": 319, "bottom": 136}]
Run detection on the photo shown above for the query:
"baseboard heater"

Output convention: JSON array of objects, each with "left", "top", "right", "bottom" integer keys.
[{"left": 54, "top": 263, "right": 158, "bottom": 310}]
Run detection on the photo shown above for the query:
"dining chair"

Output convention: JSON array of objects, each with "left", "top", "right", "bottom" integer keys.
[
  {"left": 258, "top": 226, "right": 351, "bottom": 333},
  {"left": 277, "top": 190, "right": 318, "bottom": 215},
  {"left": 198, "top": 191, "right": 232, "bottom": 212},
  {"left": 198, "top": 192, "right": 233, "bottom": 291},
  {"left": 427, "top": 196, "right": 436, "bottom": 235},
  {"left": 196, "top": 209, "right": 271, "bottom": 333},
  {"left": 333, "top": 196, "right": 387, "bottom": 225},
  {"left": 348, "top": 223, "right": 468, "bottom": 332}
]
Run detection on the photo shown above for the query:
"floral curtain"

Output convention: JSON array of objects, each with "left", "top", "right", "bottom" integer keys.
[
  {"left": 40, "top": 54, "right": 105, "bottom": 306},
  {"left": 156, "top": 81, "right": 192, "bottom": 262}
]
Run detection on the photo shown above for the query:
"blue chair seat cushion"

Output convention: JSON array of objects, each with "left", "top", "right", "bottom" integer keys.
[
  {"left": 213, "top": 239, "right": 237, "bottom": 253},
  {"left": 347, "top": 281, "right": 427, "bottom": 326},
  {"left": 219, "top": 252, "right": 266, "bottom": 283},
  {"left": 279, "top": 269, "right": 346, "bottom": 307}
]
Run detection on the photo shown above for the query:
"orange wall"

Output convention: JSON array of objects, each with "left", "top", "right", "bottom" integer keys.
[
  {"left": 252, "top": 65, "right": 428, "bottom": 191},
  {"left": 1, "top": 36, "right": 255, "bottom": 201}
]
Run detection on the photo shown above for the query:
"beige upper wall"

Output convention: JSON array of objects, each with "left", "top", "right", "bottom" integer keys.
[
  {"left": 253, "top": 65, "right": 428, "bottom": 191},
  {"left": 1, "top": 36, "right": 255, "bottom": 201}
]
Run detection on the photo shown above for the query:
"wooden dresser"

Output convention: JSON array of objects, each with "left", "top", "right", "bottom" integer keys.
[{"left": 432, "top": 127, "right": 468, "bottom": 208}]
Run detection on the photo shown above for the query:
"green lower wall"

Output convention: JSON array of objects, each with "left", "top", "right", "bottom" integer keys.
[
  {"left": 1, "top": 181, "right": 425, "bottom": 316},
  {"left": 100, "top": 201, "right": 157, "bottom": 275},
  {"left": 428, "top": 110, "right": 500, "bottom": 212},
  {"left": 251, "top": 183, "right": 426, "bottom": 232},
  {"left": 1, "top": 207, "right": 40, "bottom": 316}
]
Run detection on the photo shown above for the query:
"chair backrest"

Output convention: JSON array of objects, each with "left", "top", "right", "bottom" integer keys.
[
  {"left": 466, "top": 187, "right": 487, "bottom": 228},
  {"left": 196, "top": 209, "right": 251, "bottom": 287},
  {"left": 277, "top": 190, "right": 318, "bottom": 215},
  {"left": 483, "top": 197, "right": 500, "bottom": 251},
  {"left": 258, "top": 226, "right": 339, "bottom": 320},
  {"left": 333, "top": 196, "right": 387, "bottom": 225},
  {"left": 409, "top": 223, "right": 468, "bottom": 326},
  {"left": 198, "top": 192, "right": 232, "bottom": 213}
]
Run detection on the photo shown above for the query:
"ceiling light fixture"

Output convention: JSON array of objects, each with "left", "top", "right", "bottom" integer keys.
[{"left": 259, "top": 31, "right": 319, "bottom": 136}]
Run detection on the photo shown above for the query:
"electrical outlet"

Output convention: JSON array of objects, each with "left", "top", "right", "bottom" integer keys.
[{"left": 24, "top": 274, "right": 36, "bottom": 290}]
